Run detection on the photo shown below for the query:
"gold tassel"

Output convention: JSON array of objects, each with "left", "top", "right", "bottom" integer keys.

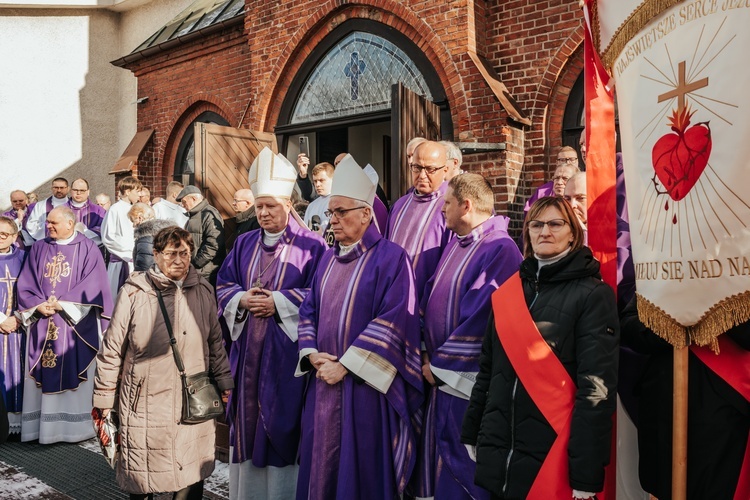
[
  {"left": 600, "top": 0, "right": 684, "bottom": 71},
  {"left": 636, "top": 291, "right": 750, "bottom": 354}
]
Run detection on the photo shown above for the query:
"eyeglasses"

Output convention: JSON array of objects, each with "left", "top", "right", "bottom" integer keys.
[
  {"left": 159, "top": 250, "right": 191, "bottom": 261},
  {"left": 409, "top": 165, "right": 446, "bottom": 175},
  {"left": 51, "top": 186, "right": 68, "bottom": 190},
  {"left": 324, "top": 207, "right": 365, "bottom": 219},
  {"left": 528, "top": 219, "right": 568, "bottom": 232},
  {"left": 0, "top": 231, "right": 17, "bottom": 239},
  {"left": 556, "top": 157, "right": 578, "bottom": 165},
  {"left": 552, "top": 175, "right": 572, "bottom": 182}
]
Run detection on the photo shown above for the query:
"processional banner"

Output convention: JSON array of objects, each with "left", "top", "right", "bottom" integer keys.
[{"left": 590, "top": 0, "right": 750, "bottom": 350}]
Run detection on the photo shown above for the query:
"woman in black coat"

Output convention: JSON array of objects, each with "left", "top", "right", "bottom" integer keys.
[{"left": 461, "top": 196, "right": 619, "bottom": 500}]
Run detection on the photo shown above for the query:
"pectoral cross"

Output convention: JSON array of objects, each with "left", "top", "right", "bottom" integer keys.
[
  {"left": 253, "top": 277, "right": 263, "bottom": 289},
  {"left": 657, "top": 61, "right": 709, "bottom": 113}
]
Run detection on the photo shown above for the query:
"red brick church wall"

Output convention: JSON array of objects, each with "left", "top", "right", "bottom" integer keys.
[{"left": 125, "top": 0, "right": 585, "bottom": 231}]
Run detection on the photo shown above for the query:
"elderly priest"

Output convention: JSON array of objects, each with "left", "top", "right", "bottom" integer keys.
[
  {"left": 295, "top": 155, "right": 424, "bottom": 500},
  {"left": 17, "top": 206, "right": 112, "bottom": 443}
]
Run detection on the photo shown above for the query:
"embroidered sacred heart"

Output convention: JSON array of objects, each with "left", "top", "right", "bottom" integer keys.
[{"left": 651, "top": 107, "right": 712, "bottom": 201}]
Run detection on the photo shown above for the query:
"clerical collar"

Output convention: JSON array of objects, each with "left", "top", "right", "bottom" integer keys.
[
  {"left": 263, "top": 228, "right": 285, "bottom": 246},
  {"left": 458, "top": 216, "right": 510, "bottom": 247},
  {"left": 534, "top": 247, "right": 572, "bottom": 276},
  {"left": 70, "top": 199, "right": 88, "bottom": 208},
  {"left": 0, "top": 246, "right": 12, "bottom": 254},
  {"left": 338, "top": 240, "right": 361, "bottom": 256},
  {"left": 54, "top": 232, "right": 77, "bottom": 245},
  {"left": 412, "top": 181, "right": 448, "bottom": 202},
  {"left": 51, "top": 196, "right": 68, "bottom": 207}
]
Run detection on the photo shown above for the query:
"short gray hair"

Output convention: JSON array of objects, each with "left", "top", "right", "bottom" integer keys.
[{"left": 440, "top": 141, "right": 462, "bottom": 167}]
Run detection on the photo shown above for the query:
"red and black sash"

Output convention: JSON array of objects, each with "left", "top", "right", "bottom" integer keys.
[
  {"left": 692, "top": 337, "right": 750, "bottom": 500},
  {"left": 492, "top": 271, "right": 576, "bottom": 499}
]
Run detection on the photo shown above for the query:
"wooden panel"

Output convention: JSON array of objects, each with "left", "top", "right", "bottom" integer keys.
[
  {"left": 390, "top": 83, "right": 441, "bottom": 201},
  {"left": 194, "top": 123, "right": 277, "bottom": 219},
  {"left": 110, "top": 129, "right": 154, "bottom": 174}
]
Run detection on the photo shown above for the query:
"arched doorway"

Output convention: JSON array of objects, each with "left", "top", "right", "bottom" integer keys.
[
  {"left": 275, "top": 19, "right": 452, "bottom": 201},
  {"left": 174, "top": 111, "right": 230, "bottom": 185}
]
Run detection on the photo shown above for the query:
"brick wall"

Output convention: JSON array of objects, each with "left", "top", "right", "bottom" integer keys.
[{"left": 125, "top": 0, "right": 584, "bottom": 236}]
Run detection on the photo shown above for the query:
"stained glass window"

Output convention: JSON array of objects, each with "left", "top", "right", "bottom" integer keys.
[{"left": 291, "top": 32, "right": 433, "bottom": 124}]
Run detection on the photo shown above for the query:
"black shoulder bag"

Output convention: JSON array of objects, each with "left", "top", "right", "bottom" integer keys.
[{"left": 154, "top": 284, "right": 224, "bottom": 424}]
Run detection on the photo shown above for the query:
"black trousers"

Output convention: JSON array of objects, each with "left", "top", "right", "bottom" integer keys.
[{"left": 129, "top": 480, "right": 204, "bottom": 500}]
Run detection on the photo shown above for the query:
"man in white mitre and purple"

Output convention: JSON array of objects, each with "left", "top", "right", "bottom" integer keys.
[
  {"left": 17, "top": 206, "right": 112, "bottom": 443},
  {"left": 413, "top": 173, "right": 522, "bottom": 500},
  {"left": 0, "top": 216, "right": 27, "bottom": 436},
  {"left": 387, "top": 140, "right": 452, "bottom": 300},
  {"left": 66, "top": 178, "right": 106, "bottom": 246},
  {"left": 295, "top": 155, "right": 424, "bottom": 500},
  {"left": 216, "top": 148, "right": 327, "bottom": 500}
]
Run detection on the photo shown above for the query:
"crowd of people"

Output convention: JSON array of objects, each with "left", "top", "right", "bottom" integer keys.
[{"left": 0, "top": 136, "right": 746, "bottom": 500}]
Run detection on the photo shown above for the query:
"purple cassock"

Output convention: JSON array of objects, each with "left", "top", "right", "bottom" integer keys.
[
  {"left": 66, "top": 200, "right": 106, "bottom": 239},
  {"left": 296, "top": 222, "right": 424, "bottom": 500},
  {"left": 2, "top": 209, "right": 26, "bottom": 250},
  {"left": 17, "top": 232, "right": 112, "bottom": 393},
  {"left": 0, "top": 246, "right": 26, "bottom": 429},
  {"left": 523, "top": 180, "right": 555, "bottom": 216},
  {"left": 215, "top": 216, "right": 327, "bottom": 467},
  {"left": 386, "top": 182, "right": 452, "bottom": 300},
  {"left": 414, "top": 216, "right": 522, "bottom": 500}
]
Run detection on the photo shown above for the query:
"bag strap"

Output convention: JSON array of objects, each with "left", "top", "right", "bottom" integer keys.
[{"left": 149, "top": 276, "right": 186, "bottom": 376}]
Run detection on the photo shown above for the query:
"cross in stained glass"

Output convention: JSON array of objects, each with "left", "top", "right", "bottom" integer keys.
[{"left": 344, "top": 51, "right": 367, "bottom": 100}]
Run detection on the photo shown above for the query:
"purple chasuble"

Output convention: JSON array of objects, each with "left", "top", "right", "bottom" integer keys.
[
  {"left": 216, "top": 216, "right": 326, "bottom": 466},
  {"left": 66, "top": 200, "right": 106, "bottom": 238},
  {"left": 386, "top": 182, "right": 452, "bottom": 301},
  {"left": 0, "top": 247, "right": 26, "bottom": 414},
  {"left": 17, "top": 233, "right": 112, "bottom": 393},
  {"left": 2, "top": 209, "right": 26, "bottom": 250},
  {"left": 372, "top": 196, "right": 389, "bottom": 235},
  {"left": 296, "top": 222, "right": 424, "bottom": 500},
  {"left": 523, "top": 180, "right": 555, "bottom": 216},
  {"left": 414, "top": 216, "right": 522, "bottom": 499}
]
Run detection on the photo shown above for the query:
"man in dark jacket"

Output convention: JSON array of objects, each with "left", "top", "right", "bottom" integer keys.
[
  {"left": 226, "top": 188, "right": 258, "bottom": 251},
  {"left": 177, "top": 186, "right": 226, "bottom": 285}
]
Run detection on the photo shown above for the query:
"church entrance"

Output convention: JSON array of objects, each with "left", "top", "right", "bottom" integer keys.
[{"left": 274, "top": 20, "right": 451, "bottom": 203}]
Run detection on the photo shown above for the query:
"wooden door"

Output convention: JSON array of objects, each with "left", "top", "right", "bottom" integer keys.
[
  {"left": 390, "top": 83, "right": 441, "bottom": 201},
  {"left": 193, "top": 123, "right": 277, "bottom": 219}
]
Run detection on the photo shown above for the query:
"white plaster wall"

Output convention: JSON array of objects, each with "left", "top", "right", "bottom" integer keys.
[{"left": 0, "top": 0, "right": 193, "bottom": 210}]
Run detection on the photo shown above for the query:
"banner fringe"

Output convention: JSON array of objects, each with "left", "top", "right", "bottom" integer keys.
[
  {"left": 636, "top": 291, "right": 750, "bottom": 353},
  {"left": 601, "top": 0, "right": 683, "bottom": 70}
]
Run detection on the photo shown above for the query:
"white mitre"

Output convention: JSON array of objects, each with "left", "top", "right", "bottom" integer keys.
[
  {"left": 363, "top": 164, "right": 379, "bottom": 187},
  {"left": 330, "top": 154, "right": 376, "bottom": 206},
  {"left": 248, "top": 147, "right": 297, "bottom": 199}
]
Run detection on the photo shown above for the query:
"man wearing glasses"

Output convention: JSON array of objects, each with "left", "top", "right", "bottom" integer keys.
[
  {"left": 65, "top": 178, "right": 106, "bottom": 246},
  {"left": 523, "top": 146, "right": 582, "bottom": 216},
  {"left": 295, "top": 154, "right": 422, "bottom": 500},
  {"left": 386, "top": 140, "right": 452, "bottom": 301},
  {"left": 25, "top": 177, "right": 70, "bottom": 241}
]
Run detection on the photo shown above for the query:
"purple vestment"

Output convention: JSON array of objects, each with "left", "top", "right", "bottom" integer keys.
[
  {"left": 66, "top": 200, "right": 106, "bottom": 238},
  {"left": 17, "top": 233, "right": 112, "bottom": 393},
  {"left": 216, "top": 216, "right": 326, "bottom": 466},
  {"left": 0, "top": 247, "right": 26, "bottom": 418},
  {"left": 2, "top": 209, "right": 26, "bottom": 250},
  {"left": 523, "top": 180, "right": 555, "bottom": 215},
  {"left": 386, "top": 182, "right": 452, "bottom": 300},
  {"left": 372, "top": 196, "right": 389, "bottom": 235},
  {"left": 414, "top": 216, "right": 522, "bottom": 499},
  {"left": 296, "top": 222, "right": 424, "bottom": 500}
]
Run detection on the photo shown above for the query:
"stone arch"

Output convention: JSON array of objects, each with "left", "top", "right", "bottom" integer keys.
[{"left": 251, "top": 0, "right": 467, "bottom": 137}]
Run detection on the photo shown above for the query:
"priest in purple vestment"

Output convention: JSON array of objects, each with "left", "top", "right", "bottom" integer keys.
[
  {"left": 25, "top": 177, "right": 70, "bottom": 242},
  {"left": 296, "top": 155, "right": 424, "bottom": 500},
  {"left": 0, "top": 216, "right": 26, "bottom": 435},
  {"left": 413, "top": 174, "right": 522, "bottom": 500},
  {"left": 217, "top": 148, "right": 327, "bottom": 500},
  {"left": 17, "top": 206, "right": 112, "bottom": 443},
  {"left": 66, "top": 178, "right": 106, "bottom": 246},
  {"left": 386, "top": 141, "right": 452, "bottom": 301},
  {"left": 3, "top": 190, "right": 30, "bottom": 249}
]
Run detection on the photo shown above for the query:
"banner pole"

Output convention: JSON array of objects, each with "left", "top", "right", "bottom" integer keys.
[{"left": 672, "top": 346, "right": 688, "bottom": 500}]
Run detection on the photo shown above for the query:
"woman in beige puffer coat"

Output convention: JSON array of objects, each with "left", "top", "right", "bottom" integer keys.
[{"left": 94, "top": 227, "right": 233, "bottom": 500}]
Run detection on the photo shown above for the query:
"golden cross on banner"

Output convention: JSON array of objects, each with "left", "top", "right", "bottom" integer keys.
[{"left": 658, "top": 61, "right": 709, "bottom": 113}]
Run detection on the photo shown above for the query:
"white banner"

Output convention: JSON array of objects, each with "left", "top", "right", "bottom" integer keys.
[{"left": 600, "top": 0, "right": 750, "bottom": 348}]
